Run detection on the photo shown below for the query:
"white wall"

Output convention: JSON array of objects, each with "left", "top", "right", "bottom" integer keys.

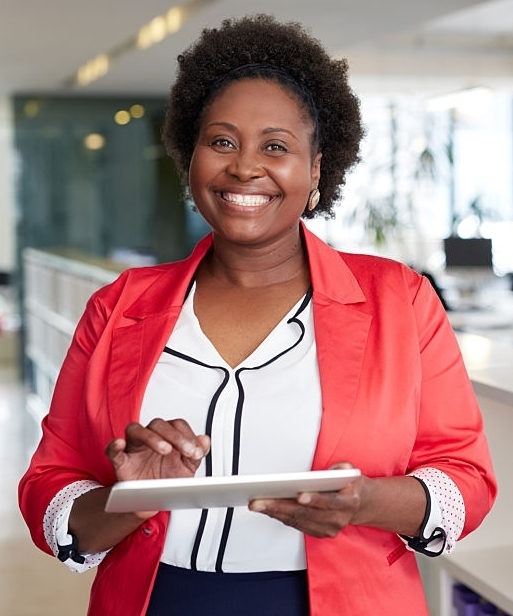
[{"left": 0, "top": 96, "right": 15, "bottom": 272}]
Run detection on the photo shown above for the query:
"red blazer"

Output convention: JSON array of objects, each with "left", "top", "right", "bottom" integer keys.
[{"left": 19, "top": 224, "right": 496, "bottom": 616}]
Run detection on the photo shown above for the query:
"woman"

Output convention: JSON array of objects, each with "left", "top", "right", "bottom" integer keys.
[{"left": 19, "top": 14, "right": 496, "bottom": 616}]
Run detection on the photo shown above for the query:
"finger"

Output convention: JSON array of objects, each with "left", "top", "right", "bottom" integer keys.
[
  {"left": 148, "top": 418, "right": 207, "bottom": 460},
  {"left": 298, "top": 483, "right": 360, "bottom": 512},
  {"left": 166, "top": 418, "right": 208, "bottom": 457},
  {"left": 250, "top": 499, "right": 342, "bottom": 538},
  {"left": 250, "top": 498, "right": 317, "bottom": 516},
  {"left": 298, "top": 484, "right": 354, "bottom": 504},
  {"left": 197, "top": 434, "right": 211, "bottom": 455},
  {"left": 105, "top": 437, "right": 127, "bottom": 462},
  {"left": 104, "top": 438, "right": 133, "bottom": 474},
  {"left": 125, "top": 422, "right": 173, "bottom": 455},
  {"left": 329, "top": 461, "right": 355, "bottom": 470},
  {"left": 252, "top": 494, "right": 355, "bottom": 529}
]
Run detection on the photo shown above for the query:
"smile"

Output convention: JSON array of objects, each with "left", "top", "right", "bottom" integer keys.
[{"left": 221, "top": 192, "right": 273, "bottom": 207}]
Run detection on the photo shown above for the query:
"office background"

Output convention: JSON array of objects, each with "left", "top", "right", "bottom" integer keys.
[
  {"left": 1, "top": 0, "right": 513, "bottom": 276},
  {"left": 0, "top": 2, "right": 512, "bottom": 615}
]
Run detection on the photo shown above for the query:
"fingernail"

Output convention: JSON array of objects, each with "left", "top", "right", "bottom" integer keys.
[
  {"left": 183, "top": 443, "right": 203, "bottom": 459},
  {"left": 158, "top": 441, "right": 172, "bottom": 454},
  {"left": 298, "top": 493, "right": 311, "bottom": 505},
  {"left": 192, "top": 447, "right": 204, "bottom": 460},
  {"left": 250, "top": 500, "right": 266, "bottom": 512}
]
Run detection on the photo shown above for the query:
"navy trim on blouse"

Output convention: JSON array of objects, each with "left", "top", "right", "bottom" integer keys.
[{"left": 162, "top": 287, "right": 313, "bottom": 572}]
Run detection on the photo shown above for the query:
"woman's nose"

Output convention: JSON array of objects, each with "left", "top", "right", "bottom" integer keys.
[{"left": 226, "top": 149, "right": 265, "bottom": 181}]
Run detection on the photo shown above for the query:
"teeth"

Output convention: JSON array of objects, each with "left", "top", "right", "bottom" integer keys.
[{"left": 222, "top": 192, "right": 271, "bottom": 206}]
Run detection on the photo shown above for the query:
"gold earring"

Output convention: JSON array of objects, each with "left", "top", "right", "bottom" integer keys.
[{"left": 307, "top": 188, "right": 320, "bottom": 211}]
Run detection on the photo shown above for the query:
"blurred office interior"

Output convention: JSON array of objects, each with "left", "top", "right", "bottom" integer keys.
[{"left": 1, "top": 1, "right": 513, "bottom": 614}]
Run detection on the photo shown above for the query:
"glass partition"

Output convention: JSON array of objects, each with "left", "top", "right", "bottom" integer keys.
[{"left": 13, "top": 95, "right": 209, "bottom": 265}]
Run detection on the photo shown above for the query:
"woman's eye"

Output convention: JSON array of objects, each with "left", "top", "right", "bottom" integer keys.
[
  {"left": 210, "top": 138, "right": 234, "bottom": 149},
  {"left": 266, "top": 143, "right": 287, "bottom": 153}
]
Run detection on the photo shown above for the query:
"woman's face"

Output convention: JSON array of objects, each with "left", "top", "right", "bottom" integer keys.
[{"left": 188, "top": 78, "right": 321, "bottom": 248}]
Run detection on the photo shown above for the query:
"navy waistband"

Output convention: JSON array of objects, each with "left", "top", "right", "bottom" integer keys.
[{"left": 146, "top": 564, "right": 309, "bottom": 616}]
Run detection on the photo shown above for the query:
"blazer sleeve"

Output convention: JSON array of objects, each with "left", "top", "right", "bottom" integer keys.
[
  {"left": 409, "top": 274, "right": 497, "bottom": 538},
  {"left": 18, "top": 276, "right": 124, "bottom": 555}
]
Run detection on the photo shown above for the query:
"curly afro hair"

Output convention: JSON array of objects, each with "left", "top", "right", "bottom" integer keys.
[{"left": 162, "top": 13, "right": 364, "bottom": 218}]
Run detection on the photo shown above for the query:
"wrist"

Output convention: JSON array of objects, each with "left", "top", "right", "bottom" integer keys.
[
  {"left": 349, "top": 475, "right": 374, "bottom": 527},
  {"left": 349, "top": 475, "right": 427, "bottom": 536}
]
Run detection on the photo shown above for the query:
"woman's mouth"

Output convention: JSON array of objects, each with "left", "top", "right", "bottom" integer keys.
[{"left": 221, "top": 192, "right": 273, "bottom": 207}]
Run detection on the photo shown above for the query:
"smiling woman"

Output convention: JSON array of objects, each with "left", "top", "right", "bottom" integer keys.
[
  {"left": 189, "top": 79, "right": 321, "bottom": 251},
  {"left": 19, "top": 13, "right": 496, "bottom": 616},
  {"left": 187, "top": 78, "right": 322, "bottom": 366}
]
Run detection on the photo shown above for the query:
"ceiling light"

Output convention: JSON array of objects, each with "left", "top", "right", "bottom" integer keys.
[
  {"left": 149, "top": 16, "right": 167, "bottom": 42},
  {"left": 136, "top": 25, "right": 153, "bottom": 50},
  {"left": 83, "top": 133, "right": 106, "bottom": 150},
  {"left": 137, "top": 15, "right": 167, "bottom": 50},
  {"left": 64, "top": 0, "right": 218, "bottom": 88},
  {"left": 130, "top": 104, "right": 145, "bottom": 119},
  {"left": 24, "top": 100, "right": 40, "bottom": 117},
  {"left": 166, "top": 7, "right": 183, "bottom": 33},
  {"left": 76, "top": 54, "right": 109, "bottom": 86},
  {"left": 114, "top": 110, "right": 131, "bottom": 125}
]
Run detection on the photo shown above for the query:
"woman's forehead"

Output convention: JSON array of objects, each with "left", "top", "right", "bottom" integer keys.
[{"left": 203, "top": 77, "right": 316, "bottom": 129}]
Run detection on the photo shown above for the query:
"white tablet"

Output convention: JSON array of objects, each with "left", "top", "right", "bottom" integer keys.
[{"left": 105, "top": 468, "right": 360, "bottom": 512}]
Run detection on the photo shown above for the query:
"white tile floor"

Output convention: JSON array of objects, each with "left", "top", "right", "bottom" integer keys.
[{"left": 0, "top": 353, "right": 94, "bottom": 615}]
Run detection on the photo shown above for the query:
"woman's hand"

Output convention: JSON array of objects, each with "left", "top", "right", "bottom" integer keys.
[
  {"left": 68, "top": 420, "right": 210, "bottom": 554},
  {"left": 248, "top": 462, "right": 427, "bottom": 539},
  {"left": 105, "top": 418, "right": 210, "bottom": 482},
  {"left": 248, "top": 463, "right": 362, "bottom": 538}
]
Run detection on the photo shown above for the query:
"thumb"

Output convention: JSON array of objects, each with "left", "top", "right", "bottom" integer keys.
[
  {"left": 105, "top": 438, "right": 128, "bottom": 469},
  {"left": 329, "top": 461, "right": 355, "bottom": 470}
]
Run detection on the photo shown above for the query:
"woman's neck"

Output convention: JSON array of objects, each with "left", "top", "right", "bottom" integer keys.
[{"left": 201, "top": 233, "right": 309, "bottom": 289}]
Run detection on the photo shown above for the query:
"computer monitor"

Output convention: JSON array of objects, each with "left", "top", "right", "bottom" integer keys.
[
  {"left": 442, "top": 237, "right": 495, "bottom": 308},
  {"left": 443, "top": 237, "right": 493, "bottom": 270}
]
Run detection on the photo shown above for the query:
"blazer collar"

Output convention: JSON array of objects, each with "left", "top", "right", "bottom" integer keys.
[
  {"left": 123, "top": 234, "right": 213, "bottom": 320},
  {"left": 123, "top": 221, "right": 365, "bottom": 321},
  {"left": 301, "top": 221, "right": 366, "bottom": 305}
]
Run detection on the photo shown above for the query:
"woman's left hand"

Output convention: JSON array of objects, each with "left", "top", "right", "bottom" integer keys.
[{"left": 248, "top": 463, "right": 363, "bottom": 538}]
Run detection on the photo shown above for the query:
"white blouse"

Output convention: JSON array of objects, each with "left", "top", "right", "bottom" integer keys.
[
  {"left": 139, "top": 285, "right": 322, "bottom": 572},
  {"left": 44, "top": 285, "right": 464, "bottom": 573}
]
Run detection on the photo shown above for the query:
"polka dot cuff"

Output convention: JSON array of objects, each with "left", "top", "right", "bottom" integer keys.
[
  {"left": 410, "top": 467, "right": 465, "bottom": 554},
  {"left": 43, "top": 480, "right": 111, "bottom": 573}
]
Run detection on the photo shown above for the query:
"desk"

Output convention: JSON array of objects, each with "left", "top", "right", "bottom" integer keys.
[{"left": 447, "top": 276, "right": 513, "bottom": 346}]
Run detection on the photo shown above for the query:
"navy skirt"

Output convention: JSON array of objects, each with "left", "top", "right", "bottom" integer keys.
[{"left": 146, "top": 564, "right": 309, "bottom": 616}]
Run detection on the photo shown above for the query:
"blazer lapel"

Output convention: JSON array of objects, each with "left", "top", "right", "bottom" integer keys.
[
  {"left": 312, "top": 300, "right": 372, "bottom": 467},
  {"left": 106, "top": 235, "right": 214, "bottom": 437},
  {"left": 302, "top": 225, "right": 372, "bottom": 468},
  {"left": 107, "top": 312, "right": 182, "bottom": 437}
]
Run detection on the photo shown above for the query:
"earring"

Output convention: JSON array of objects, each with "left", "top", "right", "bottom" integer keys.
[{"left": 307, "top": 188, "right": 320, "bottom": 211}]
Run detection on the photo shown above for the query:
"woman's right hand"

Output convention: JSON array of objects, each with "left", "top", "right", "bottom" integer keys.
[
  {"left": 105, "top": 418, "right": 210, "bottom": 483},
  {"left": 68, "top": 420, "right": 210, "bottom": 554}
]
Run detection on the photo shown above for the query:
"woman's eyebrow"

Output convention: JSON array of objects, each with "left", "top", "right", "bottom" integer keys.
[
  {"left": 204, "top": 122, "right": 299, "bottom": 142},
  {"left": 261, "top": 126, "right": 297, "bottom": 138}
]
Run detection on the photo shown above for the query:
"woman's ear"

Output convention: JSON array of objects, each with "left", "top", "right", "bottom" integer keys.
[{"left": 311, "top": 151, "right": 322, "bottom": 186}]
